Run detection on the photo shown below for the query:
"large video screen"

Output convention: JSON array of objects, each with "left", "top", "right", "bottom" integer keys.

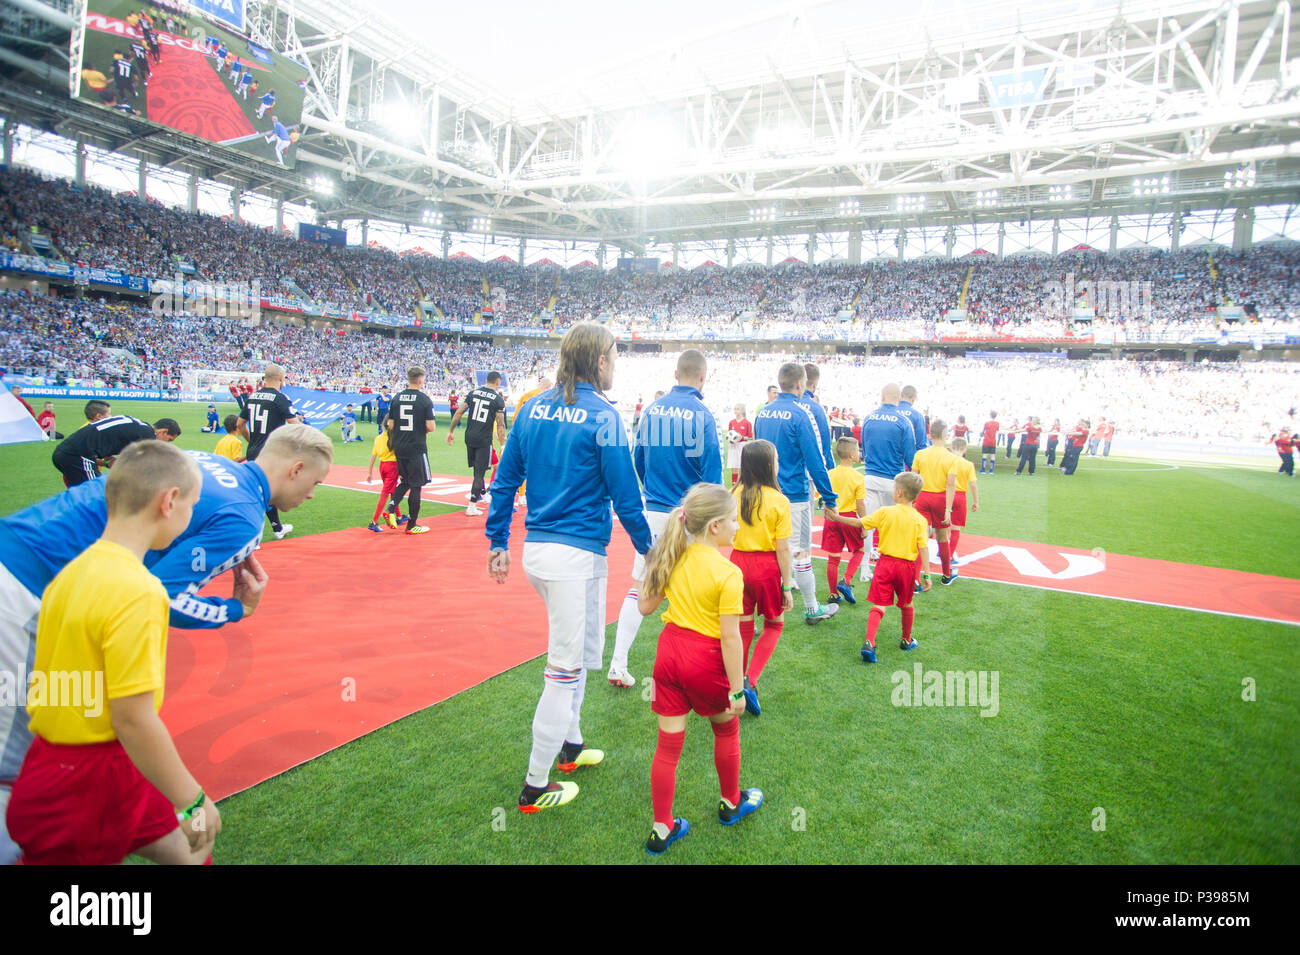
[{"left": 76, "top": 0, "right": 308, "bottom": 168}]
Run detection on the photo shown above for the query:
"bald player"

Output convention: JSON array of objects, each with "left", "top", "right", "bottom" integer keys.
[
  {"left": 911, "top": 419, "right": 958, "bottom": 584},
  {"left": 238, "top": 363, "right": 300, "bottom": 539},
  {"left": 609, "top": 350, "right": 721, "bottom": 687},
  {"left": 859, "top": 383, "right": 916, "bottom": 571}
]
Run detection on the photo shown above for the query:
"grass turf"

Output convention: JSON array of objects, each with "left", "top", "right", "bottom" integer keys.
[{"left": 2, "top": 399, "right": 1297, "bottom": 863}]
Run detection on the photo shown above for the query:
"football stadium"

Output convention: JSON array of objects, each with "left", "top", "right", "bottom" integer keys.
[{"left": 0, "top": 0, "right": 1297, "bottom": 888}]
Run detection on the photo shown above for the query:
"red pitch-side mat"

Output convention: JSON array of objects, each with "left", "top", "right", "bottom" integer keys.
[
  {"left": 162, "top": 495, "right": 1298, "bottom": 801},
  {"left": 142, "top": 40, "right": 255, "bottom": 142},
  {"left": 906, "top": 532, "right": 1300, "bottom": 626},
  {"left": 158, "top": 508, "right": 638, "bottom": 801},
  {"left": 322, "top": 463, "right": 478, "bottom": 507}
]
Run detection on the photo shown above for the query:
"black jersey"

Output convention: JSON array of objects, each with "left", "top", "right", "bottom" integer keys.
[
  {"left": 55, "top": 415, "right": 155, "bottom": 461},
  {"left": 387, "top": 388, "right": 434, "bottom": 455},
  {"left": 239, "top": 386, "right": 295, "bottom": 459},
  {"left": 463, "top": 386, "right": 505, "bottom": 447}
]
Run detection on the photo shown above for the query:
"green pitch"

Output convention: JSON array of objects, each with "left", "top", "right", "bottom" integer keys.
[{"left": 2, "top": 400, "right": 1297, "bottom": 864}]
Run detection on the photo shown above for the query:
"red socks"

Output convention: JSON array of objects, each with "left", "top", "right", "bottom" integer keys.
[
  {"left": 747, "top": 620, "right": 784, "bottom": 685},
  {"left": 711, "top": 717, "right": 741, "bottom": 807},
  {"left": 950, "top": 528, "right": 961, "bottom": 557},
  {"left": 845, "top": 549, "right": 864, "bottom": 583},
  {"left": 901, "top": 605, "right": 915, "bottom": 641},
  {"left": 938, "top": 539, "right": 952, "bottom": 577},
  {"left": 651, "top": 728, "right": 685, "bottom": 828},
  {"left": 866, "top": 606, "right": 884, "bottom": 646},
  {"left": 739, "top": 618, "right": 756, "bottom": 669},
  {"left": 826, "top": 555, "right": 841, "bottom": 594}
]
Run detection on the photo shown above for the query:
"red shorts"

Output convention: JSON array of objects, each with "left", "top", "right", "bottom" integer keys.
[
  {"left": 651, "top": 622, "right": 731, "bottom": 718},
  {"left": 7, "top": 737, "right": 178, "bottom": 864},
  {"left": 914, "top": 491, "right": 950, "bottom": 529},
  {"left": 820, "top": 513, "right": 864, "bottom": 554},
  {"left": 867, "top": 554, "right": 917, "bottom": 608},
  {"left": 729, "top": 549, "right": 784, "bottom": 620},
  {"left": 373, "top": 461, "right": 400, "bottom": 520},
  {"left": 951, "top": 491, "right": 968, "bottom": 527}
]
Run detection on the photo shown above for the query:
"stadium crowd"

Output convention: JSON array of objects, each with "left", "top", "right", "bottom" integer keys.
[
  {"left": 3, "top": 287, "right": 1297, "bottom": 444},
  {"left": 6, "top": 164, "right": 1300, "bottom": 338}
]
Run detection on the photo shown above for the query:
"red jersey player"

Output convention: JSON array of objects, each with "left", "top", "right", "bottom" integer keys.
[
  {"left": 1045, "top": 419, "right": 1061, "bottom": 467},
  {"left": 1272, "top": 428, "right": 1295, "bottom": 476},
  {"left": 726, "top": 404, "right": 754, "bottom": 486},
  {"left": 979, "top": 413, "right": 999, "bottom": 474}
]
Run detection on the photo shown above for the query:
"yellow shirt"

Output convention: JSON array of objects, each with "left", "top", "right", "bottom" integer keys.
[
  {"left": 513, "top": 387, "right": 548, "bottom": 423},
  {"left": 954, "top": 456, "right": 977, "bottom": 493},
  {"left": 912, "top": 445, "right": 959, "bottom": 494},
  {"left": 29, "top": 540, "right": 169, "bottom": 744},
  {"left": 214, "top": 433, "right": 243, "bottom": 461},
  {"left": 663, "top": 543, "right": 744, "bottom": 639},
  {"left": 371, "top": 432, "right": 396, "bottom": 463},
  {"left": 731, "top": 485, "right": 791, "bottom": 553},
  {"left": 830, "top": 464, "right": 865, "bottom": 513},
  {"left": 861, "top": 504, "right": 929, "bottom": 562}
]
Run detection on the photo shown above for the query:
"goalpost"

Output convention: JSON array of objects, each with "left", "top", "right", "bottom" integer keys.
[{"left": 181, "top": 368, "right": 258, "bottom": 404}]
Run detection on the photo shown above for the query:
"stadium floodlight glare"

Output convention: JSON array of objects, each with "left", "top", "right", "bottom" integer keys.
[
  {"left": 1132, "top": 174, "right": 1171, "bottom": 196},
  {"left": 375, "top": 101, "right": 421, "bottom": 139},
  {"left": 976, "top": 189, "right": 999, "bottom": 208},
  {"left": 609, "top": 118, "right": 685, "bottom": 180},
  {"left": 421, "top": 208, "right": 442, "bottom": 226},
  {"left": 313, "top": 175, "right": 334, "bottom": 196},
  {"left": 748, "top": 206, "right": 778, "bottom": 222},
  {"left": 896, "top": 194, "right": 927, "bottom": 212},
  {"left": 838, "top": 199, "right": 861, "bottom": 217},
  {"left": 1049, "top": 184, "right": 1073, "bottom": 201},
  {"left": 471, "top": 217, "right": 491, "bottom": 232},
  {"left": 1224, "top": 166, "right": 1256, "bottom": 189},
  {"left": 756, "top": 125, "right": 806, "bottom": 155}
]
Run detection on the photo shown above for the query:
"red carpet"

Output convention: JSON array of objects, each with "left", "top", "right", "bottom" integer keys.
[
  {"left": 160, "top": 508, "right": 638, "bottom": 800},
  {"left": 934, "top": 533, "right": 1300, "bottom": 625},
  {"left": 160, "top": 508, "right": 1299, "bottom": 802},
  {"left": 322, "top": 463, "right": 474, "bottom": 507},
  {"left": 144, "top": 43, "right": 255, "bottom": 142}
]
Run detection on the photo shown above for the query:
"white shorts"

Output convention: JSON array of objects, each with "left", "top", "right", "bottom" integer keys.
[
  {"left": 631, "top": 509, "right": 671, "bottom": 580},
  {"left": 726, "top": 441, "right": 747, "bottom": 470},
  {"left": 791, "top": 499, "right": 813, "bottom": 554},
  {"left": 863, "top": 474, "right": 895, "bottom": 514},
  {"left": 523, "top": 541, "right": 608, "bottom": 672}
]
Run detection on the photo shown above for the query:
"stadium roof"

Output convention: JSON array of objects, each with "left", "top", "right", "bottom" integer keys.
[{"left": 2, "top": 0, "right": 1299, "bottom": 248}]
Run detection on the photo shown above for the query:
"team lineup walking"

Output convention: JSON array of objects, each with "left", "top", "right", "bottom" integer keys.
[{"left": 4, "top": 317, "right": 1140, "bottom": 862}]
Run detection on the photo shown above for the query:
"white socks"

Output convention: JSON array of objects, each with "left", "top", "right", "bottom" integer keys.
[
  {"left": 526, "top": 667, "right": 579, "bottom": 787},
  {"left": 610, "top": 590, "right": 642, "bottom": 673},
  {"left": 794, "top": 557, "right": 818, "bottom": 614},
  {"left": 566, "top": 669, "right": 587, "bottom": 746}
]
